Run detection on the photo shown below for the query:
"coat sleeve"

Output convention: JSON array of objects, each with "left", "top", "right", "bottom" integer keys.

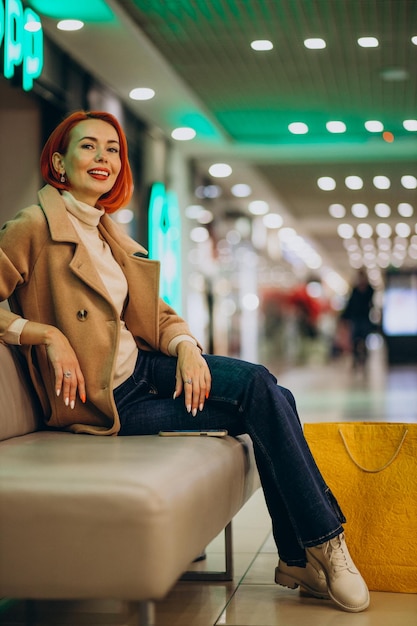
[
  {"left": 156, "top": 296, "right": 203, "bottom": 355},
  {"left": 0, "top": 207, "right": 45, "bottom": 335}
]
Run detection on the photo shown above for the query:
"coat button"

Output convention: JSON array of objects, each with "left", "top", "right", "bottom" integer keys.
[{"left": 77, "top": 309, "right": 88, "bottom": 321}]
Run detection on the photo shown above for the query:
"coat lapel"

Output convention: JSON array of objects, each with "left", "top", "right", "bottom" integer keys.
[
  {"left": 38, "top": 186, "right": 113, "bottom": 302},
  {"left": 37, "top": 186, "right": 161, "bottom": 345}
]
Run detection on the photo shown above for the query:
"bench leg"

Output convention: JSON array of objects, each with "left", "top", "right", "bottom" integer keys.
[
  {"left": 126, "top": 600, "right": 155, "bottom": 626},
  {"left": 138, "top": 601, "right": 155, "bottom": 626},
  {"left": 181, "top": 521, "right": 234, "bottom": 582}
]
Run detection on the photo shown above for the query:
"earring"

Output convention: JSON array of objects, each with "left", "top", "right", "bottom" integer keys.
[{"left": 60, "top": 172, "right": 66, "bottom": 183}]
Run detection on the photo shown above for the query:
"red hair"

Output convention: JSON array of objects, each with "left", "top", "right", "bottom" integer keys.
[{"left": 40, "top": 111, "right": 134, "bottom": 213}]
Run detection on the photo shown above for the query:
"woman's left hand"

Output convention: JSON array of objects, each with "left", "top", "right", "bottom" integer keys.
[{"left": 174, "top": 342, "right": 211, "bottom": 416}]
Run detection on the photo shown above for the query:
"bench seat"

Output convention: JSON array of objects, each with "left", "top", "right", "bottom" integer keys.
[
  {"left": 0, "top": 430, "right": 258, "bottom": 600},
  {"left": 0, "top": 342, "right": 260, "bottom": 623}
]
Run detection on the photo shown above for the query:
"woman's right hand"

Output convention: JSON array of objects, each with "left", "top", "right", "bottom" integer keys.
[{"left": 21, "top": 322, "right": 86, "bottom": 409}]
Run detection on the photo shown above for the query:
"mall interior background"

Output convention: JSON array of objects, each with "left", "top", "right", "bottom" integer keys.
[
  {"left": 1, "top": 0, "right": 416, "bottom": 373},
  {"left": 1, "top": 2, "right": 417, "bottom": 625}
]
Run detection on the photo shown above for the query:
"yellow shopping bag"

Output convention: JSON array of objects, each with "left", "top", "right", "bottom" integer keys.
[{"left": 304, "top": 422, "right": 417, "bottom": 593}]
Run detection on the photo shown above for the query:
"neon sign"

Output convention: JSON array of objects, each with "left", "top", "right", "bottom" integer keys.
[
  {"left": 148, "top": 182, "right": 182, "bottom": 313},
  {"left": 1, "top": 0, "right": 44, "bottom": 91}
]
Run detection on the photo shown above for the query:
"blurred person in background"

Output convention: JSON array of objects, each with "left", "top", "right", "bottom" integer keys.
[{"left": 341, "top": 270, "right": 375, "bottom": 370}]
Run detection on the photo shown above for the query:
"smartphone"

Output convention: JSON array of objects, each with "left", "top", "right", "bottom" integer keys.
[{"left": 158, "top": 429, "right": 228, "bottom": 437}]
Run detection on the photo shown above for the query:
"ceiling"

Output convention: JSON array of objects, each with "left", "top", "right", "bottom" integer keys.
[{"left": 29, "top": 0, "right": 417, "bottom": 287}]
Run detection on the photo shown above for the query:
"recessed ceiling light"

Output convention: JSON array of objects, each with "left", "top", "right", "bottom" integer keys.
[
  {"left": 373, "top": 176, "right": 391, "bottom": 189},
  {"left": 263, "top": 213, "right": 283, "bottom": 228},
  {"left": 398, "top": 203, "right": 414, "bottom": 217},
  {"left": 357, "top": 223, "right": 373, "bottom": 238},
  {"left": 171, "top": 127, "right": 196, "bottom": 140},
  {"left": 401, "top": 175, "right": 417, "bottom": 189},
  {"left": 278, "top": 227, "right": 296, "bottom": 242},
  {"left": 329, "top": 204, "right": 346, "bottom": 218},
  {"left": 195, "top": 184, "right": 221, "bottom": 199},
  {"left": 231, "top": 184, "right": 252, "bottom": 198},
  {"left": 190, "top": 227, "right": 210, "bottom": 243},
  {"left": 129, "top": 88, "right": 155, "bottom": 101},
  {"left": 396, "top": 223, "right": 411, "bottom": 237},
  {"left": 197, "top": 209, "right": 214, "bottom": 224},
  {"left": 337, "top": 223, "right": 355, "bottom": 239},
  {"left": 250, "top": 40, "right": 273, "bottom": 51},
  {"left": 248, "top": 200, "right": 269, "bottom": 215},
  {"left": 185, "top": 205, "right": 205, "bottom": 219},
  {"left": 288, "top": 122, "right": 309, "bottom": 134},
  {"left": 326, "top": 121, "right": 346, "bottom": 133},
  {"left": 376, "top": 223, "right": 392, "bottom": 238},
  {"left": 375, "top": 203, "right": 391, "bottom": 218},
  {"left": 305, "top": 253, "right": 322, "bottom": 270},
  {"left": 345, "top": 176, "right": 363, "bottom": 190},
  {"left": 57, "top": 19, "right": 84, "bottom": 31},
  {"left": 304, "top": 38, "right": 326, "bottom": 49},
  {"left": 364, "top": 120, "right": 384, "bottom": 132},
  {"left": 209, "top": 163, "right": 232, "bottom": 178},
  {"left": 412, "top": 36, "right": 417, "bottom": 45},
  {"left": 358, "top": 37, "right": 379, "bottom": 48},
  {"left": 403, "top": 119, "right": 417, "bottom": 131},
  {"left": 351, "top": 203, "right": 369, "bottom": 218},
  {"left": 317, "top": 176, "right": 336, "bottom": 191}
]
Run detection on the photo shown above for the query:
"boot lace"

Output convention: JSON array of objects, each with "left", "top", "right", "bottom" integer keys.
[{"left": 323, "top": 534, "right": 353, "bottom": 574}]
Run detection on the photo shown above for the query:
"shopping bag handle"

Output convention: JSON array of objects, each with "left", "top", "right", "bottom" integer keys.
[{"left": 338, "top": 428, "right": 409, "bottom": 473}]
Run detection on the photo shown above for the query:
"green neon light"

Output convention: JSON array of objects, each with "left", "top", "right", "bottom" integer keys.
[
  {"left": 26, "top": 0, "right": 114, "bottom": 21},
  {"left": 1, "top": 0, "right": 43, "bottom": 91},
  {"left": 148, "top": 183, "right": 182, "bottom": 313}
]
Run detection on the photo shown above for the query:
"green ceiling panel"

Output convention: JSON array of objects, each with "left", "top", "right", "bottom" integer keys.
[{"left": 27, "top": 0, "right": 114, "bottom": 22}]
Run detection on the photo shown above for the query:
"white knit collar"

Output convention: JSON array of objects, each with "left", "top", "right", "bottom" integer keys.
[{"left": 61, "top": 191, "right": 104, "bottom": 227}]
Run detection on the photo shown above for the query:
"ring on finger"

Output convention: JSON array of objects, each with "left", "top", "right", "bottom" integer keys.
[
  {"left": 184, "top": 378, "right": 192, "bottom": 384},
  {"left": 64, "top": 371, "right": 72, "bottom": 378}
]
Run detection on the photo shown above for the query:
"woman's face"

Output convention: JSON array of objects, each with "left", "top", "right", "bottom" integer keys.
[{"left": 53, "top": 119, "right": 122, "bottom": 206}]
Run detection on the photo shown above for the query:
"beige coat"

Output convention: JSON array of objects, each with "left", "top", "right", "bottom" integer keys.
[{"left": 0, "top": 185, "right": 199, "bottom": 435}]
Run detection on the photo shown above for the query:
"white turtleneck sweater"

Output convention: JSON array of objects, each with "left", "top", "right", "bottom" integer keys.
[{"left": 62, "top": 192, "right": 139, "bottom": 388}]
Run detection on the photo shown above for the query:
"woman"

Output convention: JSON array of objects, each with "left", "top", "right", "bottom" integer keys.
[{"left": 0, "top": 111, "right": 369, "bottom": 613}]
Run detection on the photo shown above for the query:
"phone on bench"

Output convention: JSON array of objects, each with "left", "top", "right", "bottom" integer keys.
[{"left": 158, "top": 429, "right": 228, "bottom": 437}]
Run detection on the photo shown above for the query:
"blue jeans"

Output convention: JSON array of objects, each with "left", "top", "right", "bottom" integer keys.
[{"left": 114, "top": 351, "right": 345, "bottom": 566}]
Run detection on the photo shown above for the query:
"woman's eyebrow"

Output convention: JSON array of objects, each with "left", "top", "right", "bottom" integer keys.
[{"left": 78, "top": 135, "right": 120, "bottom": 145}]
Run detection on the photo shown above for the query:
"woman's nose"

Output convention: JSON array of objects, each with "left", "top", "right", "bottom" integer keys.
[{"left": 95, "top": 149, "right": 107, "bottom": 161}]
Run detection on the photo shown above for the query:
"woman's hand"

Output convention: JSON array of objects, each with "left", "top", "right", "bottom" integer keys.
[
  {"left": 174, "top": 341, "right": 211, "bottom": 416},
  {"left": 21, "top": 322, "right": 86, "bottom": 409}
]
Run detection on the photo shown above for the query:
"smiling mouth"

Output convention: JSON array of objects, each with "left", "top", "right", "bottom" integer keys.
[{"left": 88, "top": 169, "right": 110, "bottom": 178}]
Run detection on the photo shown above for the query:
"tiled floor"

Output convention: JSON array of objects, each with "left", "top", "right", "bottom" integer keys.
[{"left": 2, "top": 345, "right": 417, "bottom": 625}]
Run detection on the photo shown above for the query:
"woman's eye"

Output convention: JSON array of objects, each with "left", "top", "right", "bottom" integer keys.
[
  {"left": 108, "top": 147, "right": 120, "bottom": 154},
  {"left": 81, "top": 143, "right": 94, "bottom": 150}
]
